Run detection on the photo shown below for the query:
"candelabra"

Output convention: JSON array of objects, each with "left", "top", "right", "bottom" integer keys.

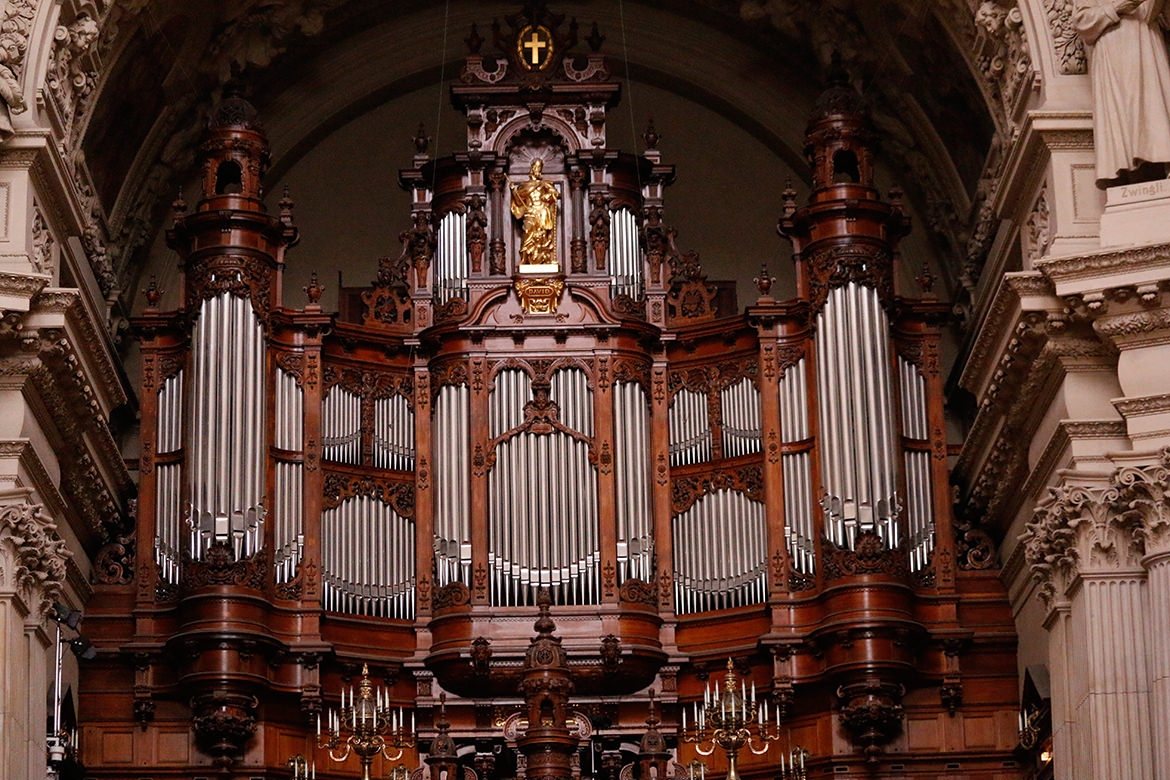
[
  {"left": 681, "top": 660, "right": 781, "bottom": 780},
  {"left": 775, "top": 747, "right": 810, "bottom": 780},
  {"left": 288, "top": 753, "right": 315, "bottom": 779},
  {"left": 317, "top": 664, "right": 416, "bottom": 780}
]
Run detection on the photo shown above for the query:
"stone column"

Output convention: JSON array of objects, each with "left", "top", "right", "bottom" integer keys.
[
  {"left": 0, "top": 494, "right": 70, "bottom": 780},
  {"left": 1024, "top": 480, "right": 1154, "bottom": 780},
  {"left": 1111, "top": 450, "right": 1170, "bottom": 780}
]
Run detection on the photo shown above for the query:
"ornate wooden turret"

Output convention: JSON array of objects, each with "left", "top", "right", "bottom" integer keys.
[
  {"left": 137, "top": 84, "right": 303, "bottom": 769},
  {"left": 774, "top": 57, "right": 947, "bottom": 761},
  {"left": 517, "top": 594, "right": 576, "bottom": 780}
]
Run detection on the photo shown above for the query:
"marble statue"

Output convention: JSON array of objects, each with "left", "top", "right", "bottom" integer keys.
[{"left": 1075, "top": 0, "right": 1170, "bottom": 186}]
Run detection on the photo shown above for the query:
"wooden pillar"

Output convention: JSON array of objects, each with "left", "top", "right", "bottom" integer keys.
[
  {"left": 595, "top": 353, "right": 618, "bottom": 603},
  {"left": 650, "top": 354, "right": 674, "bottom": 613},
  {"left": 470, "top": 355, "right": 490, "bottom": 604}
]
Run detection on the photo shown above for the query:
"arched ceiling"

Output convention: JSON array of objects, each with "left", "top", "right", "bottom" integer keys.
[{"left": 77, "top": 0, "right": 997, "bottom": 309}]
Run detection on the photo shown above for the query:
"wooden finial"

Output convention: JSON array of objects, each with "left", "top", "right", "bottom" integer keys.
[
  {"left": 303, "top": 271, "right": 324, "bottom": 307},
  {"left": 142, "top": 276, "right": 163, "bottom": 310}
]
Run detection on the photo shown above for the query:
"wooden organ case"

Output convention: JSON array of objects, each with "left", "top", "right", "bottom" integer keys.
[{"left": 88, "top": 8, "right": 1020, "bottom": 779}]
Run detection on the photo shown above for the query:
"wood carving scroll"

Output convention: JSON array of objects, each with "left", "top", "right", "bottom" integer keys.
[
  {"left": 322, "top": 366, "right": 413, "bottom": 399},
  {"left": 322, "top": 472, "right": 415, "bottom": 517},
  {"left": 184, "top": 255, "right": 274, "bottom": 320},
  {"left": 667, "top": 358, "right": 759, "bottom": 398},
  {"left": 670, "top": 466, "right": 764, "bottom": 514},
  {"left": 430, "top": 360, "right": 470, "bottom": 404},
  {"left": 182, "top": 544, "right": 269, "bottom": 591},
  {"left": 821, "top": 530, "right": 908, "bottom": 582},
  {"left": 803, "top": 244, "right": 894, "bottom": 316}
]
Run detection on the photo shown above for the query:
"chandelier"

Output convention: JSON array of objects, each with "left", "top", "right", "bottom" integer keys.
[
  {"left": 680, "top": 660, "right": 782, "bottom": 780},
  {"left": 316, "top": 664, "right": 416, "bottom": 780}
]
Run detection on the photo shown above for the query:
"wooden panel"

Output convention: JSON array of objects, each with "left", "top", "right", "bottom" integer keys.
[
  {"left": 906, "top": 716, "right": 941, "bottom": 751},
  {"left": 156, "top": 730, "right": 191, "bottom": 763},
  {"left": 99, "top": 730, "right": 134, "bottom": 764},
  {"left": 963, "top": 715, "right": 997, "bottom": 748}
]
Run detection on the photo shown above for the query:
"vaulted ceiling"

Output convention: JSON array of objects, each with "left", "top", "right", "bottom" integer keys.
[{"left": 78, "top": 0, "right": 997, "bottom": 310}]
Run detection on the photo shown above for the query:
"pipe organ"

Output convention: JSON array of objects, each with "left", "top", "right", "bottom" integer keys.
[{"left": 112, "top": 14, "right": 1017, "bottom": 778}]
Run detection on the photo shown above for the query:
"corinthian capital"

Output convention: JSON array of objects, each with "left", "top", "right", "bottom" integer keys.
[
  {"left": 1111, "top": 448, "right": 1170, "bottom": 556},
  {"left": 0, "top": 494, "right": 71, "bottom": 617},
  {"left": 1022, "top": 480, "right": 1142, "bottom": 607}
]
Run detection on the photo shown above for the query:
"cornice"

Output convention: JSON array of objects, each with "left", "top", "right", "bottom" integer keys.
[
  {"left": 1038, "top": 242, "right": 1170, "bottom": 294},
  {"left": 1019, "top": 419, "right": 1129, "bottom": 512},
  {"left": 1114, "top": 393, "right": 1170, "bottom": 417},
  {"left": 29, "top": 287, "right": 129, "bottom": 413},
  {"left": 959, "top": 270, "right": 1056, "bottom": 397},
  {"left": 0, "top": 270, "right": 52, "bottom": 302}
]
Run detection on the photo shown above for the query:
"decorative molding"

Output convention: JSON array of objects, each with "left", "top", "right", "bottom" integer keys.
[
  {"left": 1038, "top": 243, "right": 1170, "bottom": 285},
  {"left": 1042, "top": 0, "right": 1086, "bottom": 74},
  {"left": 1114, "top": 394, "right": 1170, "bottom": 418}
]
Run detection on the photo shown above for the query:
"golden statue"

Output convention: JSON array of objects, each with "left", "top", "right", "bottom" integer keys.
[{"left": 510, "top": 158, "right": 560, "bottom": 270}]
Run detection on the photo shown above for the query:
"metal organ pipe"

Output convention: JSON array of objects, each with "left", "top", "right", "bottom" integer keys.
[
  {"left": 779, "top": 358, "right": 815, "bottom": 576},
  {"left": 322, "top": 386, "right": 361, "bottom": 465},
  {"left": 607, "top": 207, "right": 642, "bottom": 299},
  {"left": 274, "top": 368, "right": 304, "bottom": 584},
  {"left": 898, "top": 356, "right": 934, "bottom": 572},
  {"left": 614, "top": 381, "right": 653, "bottom": 583},
  {"left": 815, "top": 281, "right": 899, "bottom": 550},
  {"left": 488, "top": 368, "right": 599, "bottom": 606},
  {"left": 155, "top": 370, "right": 183, "bottom": 584},
  {"left": 321, "top": 495, "right": 415, "bottom": 619},
  {"left": 434, "top": 384, "right": 471, "bottom": 586},
  {"left": 720, "top": 377, "right": 762, "bottom": 458},
  {"left": 436, "top": 211, "right": 469, "bottom": 304},
  {"left": 671, "top": 489, "right": 767, "bottom": 615},
  {"left": 187, "top": 292, "right": 267, "bottom": 560},
  {"left": 374, "top": 394, "right": 415, "bottom": 471},
  {"left": 669, "top": 388, "right": 711, "bottom": 466}
]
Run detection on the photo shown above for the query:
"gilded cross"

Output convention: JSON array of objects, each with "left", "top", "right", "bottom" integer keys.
[{"left": 523, "top": 31, "right": 547, "bottom": 65}]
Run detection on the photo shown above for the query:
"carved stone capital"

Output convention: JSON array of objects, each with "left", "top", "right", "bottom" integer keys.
[
  {"left": 0, "top": 496, "right": 71, "bottom": 617},
  {"left": 1023, "top": 480, "right": 1143, "bottom": 607},
  {"left": 1111, "top": 448, "right": 1170, "bottom": 557}
]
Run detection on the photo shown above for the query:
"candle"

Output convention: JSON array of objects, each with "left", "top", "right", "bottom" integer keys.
[
  {"left": 316, "top": 713, "right": 321, "bottom": 737},
  {"left": 682, "top": 709, "right": 687, "bottom": 733}
]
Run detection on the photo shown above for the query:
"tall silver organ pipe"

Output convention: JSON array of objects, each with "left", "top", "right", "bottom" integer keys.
[
  {"left": 607, "top": 207, "right": 642, "bottom": 299},
  {"left": 613, "top": 381, "right": 653, "bottom": 583},
  {"left": 322, "top": 386, "right": 361, "bottom": 464},
  {"left": 720, "top": 377, "right": 762, "bottom": 457},
  {"left": 488, "top": 368, "right": 599, "bottom": 606},
  {"left": 779, "top": 358, "right": 815, "bottom": 576},
  {"left": 672, "top": 489, "right": 767, "bottom": 615},
  {"left": 187, "top": 292, "right": 266, "bottom": 560},
  {"left": 489, "top": 368, "right": 530, "bottom": 438},
  {"left": 373, "top": 394, "right": 415, "bottom": 470},
  {"left": 898, "top": 355, "right": 935, "bottom": 572},
  {"left": 668, "top": 388, "right": 711, "bottom": 466},
  {"left": 549, "top": 367, "right": 593, "bottom": 436},
  {"left": 321, "top": 495, "right": 415, "bottom": 619},
  {"left": 436, "top": 211, "right": 469, "bottom": 304},
  {"left": 274, "top": 368, "right": 304, "bottom": 583},
  {"left": 155, "top": 370, "right": 183, "bottom": 584},
  {"left": 434, "top": 383, "right": 471, "bottom": 586},
  {"left": 815, "top": 280, "right": 899, "bottom": 549}
]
